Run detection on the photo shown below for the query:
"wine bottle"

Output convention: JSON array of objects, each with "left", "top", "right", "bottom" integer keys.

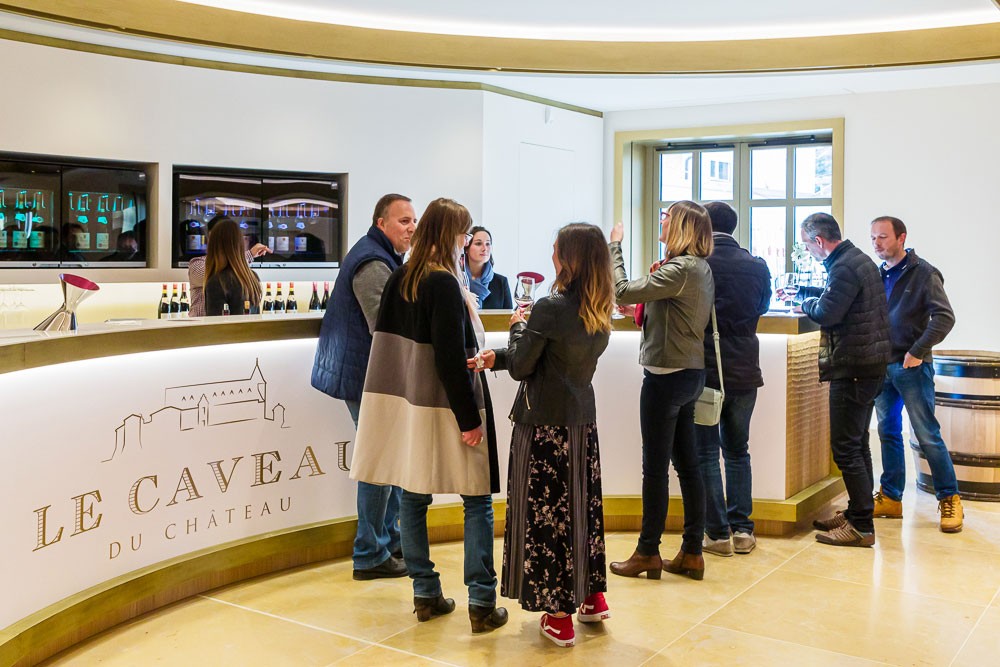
[
  {"left": 179, "top": 283, "right": 190, "bottom": 317},
  {"left": 158, "top": 283, "right": 169, "bottom": 319},
  {"left": 320, "top": 281, "right": 330, "bottom": 309},
  {"left": 169, "top": 283, "right": 180, "bottom": 318},
  {"left": 274, "top": 282, "right": 285, "bottom": 313},
  {"left": 262, "top": 282, "right": 274, "bottom": 313},
  {"left": 286, "top": 282, "right": 298, "bottom": 312},
  {"left": 308, "top": 282, "right": 320, "bottom": 311}
]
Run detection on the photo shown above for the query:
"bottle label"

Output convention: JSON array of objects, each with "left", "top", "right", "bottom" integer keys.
[
  {"left": 0, "top": 230, "right": 6, "bottom": 248},
  {"left": 275, "top": 236, "right": 290, "bottom": 252},
  {"left": 28, "top": 230, "right": 44, "bottom": 249},
  {"left": 267, "top": 237, "right": 275, "bottom": 252},
  {"left": 294, "top": 236, "right": 308, "bottom": 253},
  {"left": 96, "top": 232, "right": 109, "bottom": 250},
  {"left": 75, "top": 232, "right": 91, "bottom": 250},
  {"left": 187, "top": 234, "right": 203, "bottom": 251}
]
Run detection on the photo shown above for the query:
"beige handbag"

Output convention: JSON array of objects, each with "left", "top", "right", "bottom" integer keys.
[{"left": 694, "top": 305, "right": 724, "bottom": 426}]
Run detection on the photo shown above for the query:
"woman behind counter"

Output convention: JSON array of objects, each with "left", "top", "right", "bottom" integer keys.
[
  {"left": 204, "top": 218, "right": 263, "bottom": 315},
  {"left": 472, "top": 223, "right": 614, "bottom": 648},
  {"left": 350, "top": 198, "right": 507, "bottom": 635},
  {"left": 608, "top": 200, "right": 714, "bottom": 583},
  {"left": 464, "top": 226, "right": 513, "bottom": 309}
]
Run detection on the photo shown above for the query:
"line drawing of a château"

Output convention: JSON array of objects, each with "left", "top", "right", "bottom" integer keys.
[{"left": 106, "top": 359, "right": 287, "bottom": 462}]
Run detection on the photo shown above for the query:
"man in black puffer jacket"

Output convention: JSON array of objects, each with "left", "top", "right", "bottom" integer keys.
[
  {"left": 795, "top": 213, "right": 890, "bottom": 548},
  {"left": 696, "top": 202, "right": 772, "bottom": 558}
]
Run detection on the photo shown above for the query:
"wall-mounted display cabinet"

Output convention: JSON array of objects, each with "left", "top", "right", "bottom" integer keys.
[
  {"left": 0, "top": 154, "right": 149, "bottom": 268},
  {"left": 173, "top": 167, "right": 347, "bottom": 268}
]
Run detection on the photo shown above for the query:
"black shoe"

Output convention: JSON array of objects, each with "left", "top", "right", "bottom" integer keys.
[
  {"left": 469, "top": 605, "right": 508, "bottom": 633},
  {"left": 391, "top": 548, "right": 404, "bottom": 560},
  {"left": 414, "top": 595, "right": 455, "bottom": 622},
  {"left": 353, "top": 555, "right": 407, "bottom": 581}
]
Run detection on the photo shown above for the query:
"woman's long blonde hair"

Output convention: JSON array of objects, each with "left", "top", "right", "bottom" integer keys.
[
  {"left": 552, "top": 223, "right": 613, "bottom": 335},
  {"left": 400, "top": 198, "right": 472, "bottom": 302},
  {"left": 664, "top": 200, "right": 713, "bottom": 259},
  {"left": 205, "top": 218, "right": 262, "bottom": 306}
]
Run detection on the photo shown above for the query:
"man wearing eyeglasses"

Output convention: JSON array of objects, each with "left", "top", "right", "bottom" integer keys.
[{"left": 312, "top": 193, "right": 417, "bottom": 580}]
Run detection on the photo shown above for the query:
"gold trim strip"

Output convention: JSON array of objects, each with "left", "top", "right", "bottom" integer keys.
[
  {"left": 0, "top": 27, "right": 602, "bottom": 118},
  {"left": 0, "top": 479, "right": 842, "bottom": 666},
  {"left": 1, "top": 1, "right": 998, "bottom": 74}
]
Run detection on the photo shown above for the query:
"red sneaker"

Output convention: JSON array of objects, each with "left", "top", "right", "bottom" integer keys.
[
  {"left": 577, "top": 592, "right": 611, "bottom": 623},
  {"left": 539, "top": 613, "right": 575, "bottom": 647}
]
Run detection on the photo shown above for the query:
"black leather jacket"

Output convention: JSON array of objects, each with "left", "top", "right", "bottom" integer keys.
[
  {"left": 492, "top": 290, "right": 610, "bottom": 426},
  {"left": 801, "top": 240, "right": 890, "bottom": 381}
]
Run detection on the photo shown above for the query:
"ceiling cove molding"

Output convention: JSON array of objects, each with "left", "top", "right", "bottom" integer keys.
[
  {"left": 1, "top": 0, "right": 998, "bottom": 75},
  {"left": 0, "top": 27, "right": 604, "bottom": 118}
]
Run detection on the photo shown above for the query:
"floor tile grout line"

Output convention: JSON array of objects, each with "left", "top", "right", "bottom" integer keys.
[
  {"left": 946, "top": 584, "right": 1000, "bottom": 667},
  {"left": 775, "top": 566, "right": 996, "bottom": 609},
  {"left": 636, "top": 538, "right": 818, "bottom": 666},
  {"left": 696, "top": 621, "right": 891, "bottom": 665},
  {"left": 198, "top": 595, "right": 461, "bottom": 667}
]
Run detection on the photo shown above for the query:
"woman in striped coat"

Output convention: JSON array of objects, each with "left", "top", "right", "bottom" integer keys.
[{"left": 351, "top": 197, "right": 507, "bottom": 634}]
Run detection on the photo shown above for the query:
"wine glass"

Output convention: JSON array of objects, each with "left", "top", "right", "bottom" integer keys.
[
  {"left": 514, "top": 275, "right": 536, "bottom": 315},
  {"left": 779, "top": 272, "right": 800, "bottom": 307}
]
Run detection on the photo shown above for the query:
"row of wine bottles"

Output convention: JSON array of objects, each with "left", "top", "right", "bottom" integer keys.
[
  {"left": 157, "top": 281, "right": 331, "bottom": 318},
  {"left": 158, "top": 283, "right": 189, "bottom": 318}
]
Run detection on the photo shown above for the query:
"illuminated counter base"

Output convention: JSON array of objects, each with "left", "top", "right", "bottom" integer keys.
[{"left": 0, "top": 313, "right": 839, "bottom": 666}]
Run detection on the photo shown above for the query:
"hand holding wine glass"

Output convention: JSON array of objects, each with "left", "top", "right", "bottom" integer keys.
[
  {"left": 514, "top": 275, "right": 536, "bottom": 315},
  {"left": 778, "top": 273, "right": 800, "bottom": 307}
]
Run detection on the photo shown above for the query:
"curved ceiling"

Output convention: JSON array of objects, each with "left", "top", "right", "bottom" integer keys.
[
  {"left": 0, "top": 0, "right": 998, "bottom": 75},
  {"left": 179, "top": 0, "right": 1000, "bottom": 41}
]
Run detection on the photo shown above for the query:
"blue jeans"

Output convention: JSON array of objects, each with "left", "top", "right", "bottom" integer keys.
[
  {"left": 399, "top": 491, "right": 497, "bottom": 608},
  {"left": 875, "top": 362, "right": 958, "bottom": 501},
  {"left": 638, "top": 369, "right": 707, "bottom": 556},
  {"left": 696, "top": 389, "right": 757, "bottom": 540},
  {"left": 345, "top": 399, "right": 402, "bottom": 570}
]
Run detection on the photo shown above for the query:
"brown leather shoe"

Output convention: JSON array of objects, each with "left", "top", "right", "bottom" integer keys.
[
  {"left": 609, "top": 551, "right": 662, "bottom": 579},
  {"left": 662, "top": 549, "right": 705, "bottom": 581}
]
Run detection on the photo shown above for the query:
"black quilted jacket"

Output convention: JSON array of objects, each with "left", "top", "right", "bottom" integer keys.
[{"left": 800, "top": 240, "right": 890, "bottom": 381}]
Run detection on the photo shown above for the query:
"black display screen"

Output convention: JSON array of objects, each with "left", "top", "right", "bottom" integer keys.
[
  {"left": 173, "top": 167, "right": 345, "bottom": 268},
  {"left": 0, "top": 157, "right": 149, "bottom": 267}
]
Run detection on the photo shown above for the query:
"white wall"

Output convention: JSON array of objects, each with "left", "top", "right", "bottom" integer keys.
[
  {"left": 0, "top": 38, "right": 603, "bottom": 323},
  {"left": 482, "top": 94, "right": 603, "bottom": 292},
  {"left": 604, "top": 83, "right": 1000, "bottom": 352}
]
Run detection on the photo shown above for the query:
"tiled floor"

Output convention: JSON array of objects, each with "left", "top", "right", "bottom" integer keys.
[{"left": 42, "top": 489, "right": 1000, "bottom": 667}]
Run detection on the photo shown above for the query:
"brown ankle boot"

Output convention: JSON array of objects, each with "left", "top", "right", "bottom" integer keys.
[
  {"left": 609, "top": 550, "right": 662, "bottom": 579},
  {"left": 662, "top": 549, "right": 705, "bottom": 581}
]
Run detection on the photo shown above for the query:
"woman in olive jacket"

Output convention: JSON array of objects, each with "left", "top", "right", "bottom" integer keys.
[
  {"left": 472, "top": 223, "right": 614, "bottom": 648},
  {"left": 607, "top": 200, "right": 715, "bottom": 582}
]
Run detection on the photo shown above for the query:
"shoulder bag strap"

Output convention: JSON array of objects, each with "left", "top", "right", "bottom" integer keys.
[{"left": 711, "top": 305, "right": 723, "bottom": 396}]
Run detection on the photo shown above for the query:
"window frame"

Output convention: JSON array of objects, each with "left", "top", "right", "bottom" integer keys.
[
  {"left": 614, "top": 118, "right": 843, "bottom": 279},
  {"left": 650, "top": 135, "right": 833, "bottom": 271}
]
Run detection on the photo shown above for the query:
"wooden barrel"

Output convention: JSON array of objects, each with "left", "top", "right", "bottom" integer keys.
[{"left": 909, "top": 350, "right": 1000, "bottom": 501}]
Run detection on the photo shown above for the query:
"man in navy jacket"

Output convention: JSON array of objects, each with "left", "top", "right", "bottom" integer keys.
[
  {"left": 870, "top": 216, "right": 962, "bottom": 533},
  {"left": 312, "top": 193, "right": 416, "bottom": 579},
  {"left": 696, "top": 202, "right": 771, "bottom": 557}
]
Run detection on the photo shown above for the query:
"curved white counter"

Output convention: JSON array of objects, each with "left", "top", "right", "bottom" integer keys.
[{"left": 0, "top": 312, "right": 839, "bottom": 666}]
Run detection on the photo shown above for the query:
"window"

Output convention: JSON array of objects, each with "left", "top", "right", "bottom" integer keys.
[{"left": 652, "top": 136, "right": 832, "bottom": 280}]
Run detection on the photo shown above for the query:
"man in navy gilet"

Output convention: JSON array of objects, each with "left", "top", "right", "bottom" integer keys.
[{"left": 312, "top": 193, "right": 416, "bottom": 579}]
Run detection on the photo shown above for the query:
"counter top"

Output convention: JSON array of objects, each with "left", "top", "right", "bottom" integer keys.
[{"left": 0, "top": 310, "right": 817, "bottom": 376}]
